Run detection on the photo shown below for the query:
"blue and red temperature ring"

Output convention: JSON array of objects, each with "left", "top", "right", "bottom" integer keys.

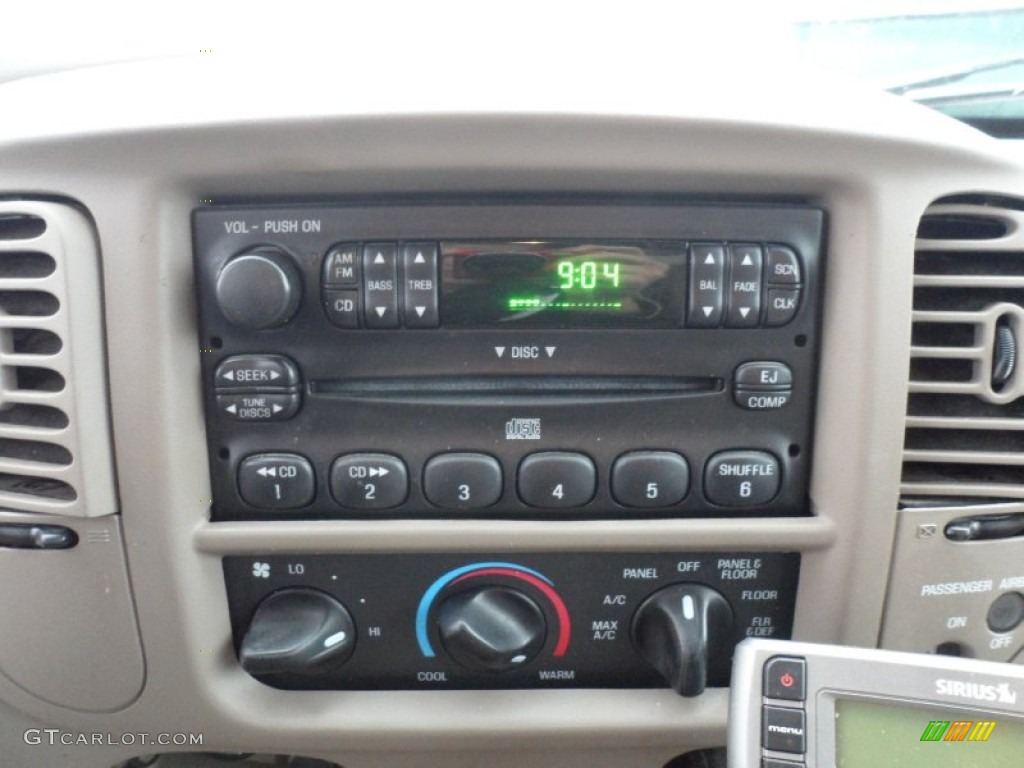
[{"left": 415, "top": 561, "right": 571, "bottom": 658}]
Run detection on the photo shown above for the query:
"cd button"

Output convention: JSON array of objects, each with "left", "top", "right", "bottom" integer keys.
[
  {"left": 424, "top": 453, "right": 503, "bottom": 509},
  {"left": 518, "top": 452, "right": 597, "bottom": 509},
  {"left": 330, "top": 453, "right": 409, "bottom": 510},
  {"left": 686, "top": 244, "right": 725, "bottom": 327},
  {"left": 324, "top": 289, "right": 360, "bottom": 329}
]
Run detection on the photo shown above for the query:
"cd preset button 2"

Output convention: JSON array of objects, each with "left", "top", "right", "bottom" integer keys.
[{"left": 330, "top": 453, "right": 409, "bottom": 510}]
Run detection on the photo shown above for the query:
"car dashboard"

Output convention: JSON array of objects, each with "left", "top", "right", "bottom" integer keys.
[{"left": 0, "top": 54, "right": 1022, "bottom": 768}]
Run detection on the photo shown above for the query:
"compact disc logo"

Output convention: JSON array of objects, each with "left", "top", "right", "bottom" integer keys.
[{"left": 935, "top": 678, "right": 1018, "bottom": 705}]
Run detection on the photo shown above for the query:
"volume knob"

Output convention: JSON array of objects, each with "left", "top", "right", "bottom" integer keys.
[{"left": 215, "top": 246, "right": 302, "bottom": 330}]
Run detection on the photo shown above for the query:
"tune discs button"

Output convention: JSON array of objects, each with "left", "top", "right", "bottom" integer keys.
[
  {"left": 218, "top": 393, "right": 301, "bottom": 422},
  {"left": 330, "top": 453, "right": 409, "bottom": 510}
]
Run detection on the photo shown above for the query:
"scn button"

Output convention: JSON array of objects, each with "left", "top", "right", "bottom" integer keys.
[{"left": 703, "top": 451, "right": 780, "bottom": 506}]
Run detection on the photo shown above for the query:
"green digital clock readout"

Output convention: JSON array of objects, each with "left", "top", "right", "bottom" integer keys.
[
  {"left": 440, "top": 241, "right": 683, "bottom": 328},
  {"left": 507, "top": 259, "right": 625, "bottom": 312},
  {"left": 557, "top": 260, "right": 621, "bottom": 289}
]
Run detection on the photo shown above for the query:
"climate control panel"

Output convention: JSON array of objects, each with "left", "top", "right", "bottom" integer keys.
[{"left": 224, "top": 551, "right": 799, "bottom": 692}]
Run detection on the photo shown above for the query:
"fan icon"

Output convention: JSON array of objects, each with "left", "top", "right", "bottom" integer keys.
[{"left": 252, "top": 562, "right": 271, "bottom": 579}]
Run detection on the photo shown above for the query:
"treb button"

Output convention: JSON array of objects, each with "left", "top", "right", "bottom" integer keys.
[{"left": 402, "top": 243, "right": 439, "bottom": 328}]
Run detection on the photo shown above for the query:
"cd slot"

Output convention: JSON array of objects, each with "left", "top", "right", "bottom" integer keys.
[{"left": 310, "top": 375, "right": 722, "bottom": 405}]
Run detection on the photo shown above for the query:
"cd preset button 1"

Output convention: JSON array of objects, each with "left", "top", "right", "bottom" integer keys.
[
  {"left": 238, "top": 453, "right": 315, "bottom": 510},
  {"left": 330, "top": 453, "right": 409, "bottom": 510}
]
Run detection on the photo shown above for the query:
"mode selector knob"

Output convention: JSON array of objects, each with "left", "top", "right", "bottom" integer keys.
[
  {"left": 437, "top": 586, "right": 547, "bottom": 673},
  {"left": 215, "top": 246, "right": 302, "bottom": 330},
  {"left": 238, "top": 588, "right": 356, "bottom": 676},
  {"left": 631, "top": 583, "right": 734, "bottom": 696}
]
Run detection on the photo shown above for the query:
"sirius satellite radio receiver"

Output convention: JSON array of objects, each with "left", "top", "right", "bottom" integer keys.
[
  {"left": 193, "top": 202, "right": 823, "bottom": 521},
  {"left": 729, "top": 639, "right": 1024, "bottom": 768}
]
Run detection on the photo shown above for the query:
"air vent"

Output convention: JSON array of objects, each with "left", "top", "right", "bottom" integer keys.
[
  {"left": 902, "top": 197, "right": 1024, "bottom": 500},
  {"left": 0, "top": 201, "right": 116, "bottom": 516}
]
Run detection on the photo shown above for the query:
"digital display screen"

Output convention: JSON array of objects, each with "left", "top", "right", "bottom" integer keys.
[
  {"left": 440, "top": 241, "right": 685, "bottom": 328},
  {"left": 835, "top": 697, "right": 1024, "bottom": 767}
]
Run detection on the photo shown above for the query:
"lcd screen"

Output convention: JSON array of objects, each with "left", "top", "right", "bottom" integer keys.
[
  {"left": 440, "top": 241, "right": 685, "bottom": 328},
  {"left": 834, "top": 697, "right": 1024, "bottom": 768}
]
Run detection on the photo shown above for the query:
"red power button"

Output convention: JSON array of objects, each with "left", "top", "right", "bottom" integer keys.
[{"left": 764, "top": 656, "right": 806, "bottom": 701}]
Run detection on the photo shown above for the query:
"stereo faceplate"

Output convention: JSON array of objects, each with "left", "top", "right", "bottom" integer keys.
[{"left": 194, "top": 203, "right": 824, "bottom": 521}]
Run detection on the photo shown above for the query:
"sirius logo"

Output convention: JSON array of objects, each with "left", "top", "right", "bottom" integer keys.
[{"left": 936, "top": 679, "right": 1018, "bottom": 705}]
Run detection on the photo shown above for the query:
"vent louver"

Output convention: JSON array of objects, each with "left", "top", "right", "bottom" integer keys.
[
  {"left": 0, "top": 201, "right": 116, "bottom": 516},
  {"left": 903, "top": 197, "right": 1024, "bottom": 500}
]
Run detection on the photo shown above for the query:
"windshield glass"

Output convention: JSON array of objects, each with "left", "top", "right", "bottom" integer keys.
[{"left": 4, "top": 1, "right": 1024, "bottom": 136}]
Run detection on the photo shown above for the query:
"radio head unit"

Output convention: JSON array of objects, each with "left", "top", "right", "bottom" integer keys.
[{"left": 193, "top": 202, "right": 823, "bottom": 521}]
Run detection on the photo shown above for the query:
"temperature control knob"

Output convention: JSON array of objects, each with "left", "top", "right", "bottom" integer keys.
[
  {"left": 239, "top": 588, "right": 355, "bottom": 676},
  {"left": 437, "top": 586, "right": 547, "bottom": 673},
  {"left": 631, "top": 583, "right": 733, "bottom": 696},
  {"left": 215, "top": 246, "right": 302, "bottom": 329}
]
